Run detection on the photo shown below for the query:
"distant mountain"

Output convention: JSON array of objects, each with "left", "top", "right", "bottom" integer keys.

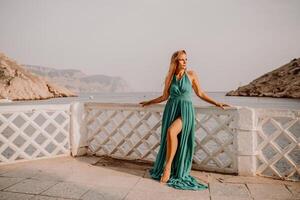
[
  {"left": 0, "top": 52, "right": 77, "bottom": 101},
  {"left": 24, "top": 65, "right": 131, "bottom": 93},
  {"left": 226, "top": 58, "right": 300, "bottom": 98},
  {"left": 25, "top": 65, "right": 85, "bottom": 79}
]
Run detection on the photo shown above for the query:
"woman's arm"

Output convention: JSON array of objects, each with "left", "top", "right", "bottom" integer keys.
[
  {"left": 190, "top": 70, "right": 217, "bottom": 105},
  {"left": 190, "top": 70, "right": 231, "bottom": 108},
  {"left": 139, "top": 65, "right": 175, "bottom": 107}
]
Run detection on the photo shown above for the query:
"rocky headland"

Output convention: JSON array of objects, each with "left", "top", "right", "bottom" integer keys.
[
  {"left": 226, "top": 58, "right": 300, "bottom": 98},
  {"left": 0, "top": 52, "right": 77, "bottom": 101}
]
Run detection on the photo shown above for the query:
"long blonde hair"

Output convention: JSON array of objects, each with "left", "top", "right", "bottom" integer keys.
[
  {"left": 169, "top": 49, "right": 187, "bottom": 76},
  {"left": 162, "top": 49, "right": 187, "bottom": 95}
]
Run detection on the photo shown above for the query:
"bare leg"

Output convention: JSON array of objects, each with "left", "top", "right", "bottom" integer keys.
[{"left": 160, "top": 116, "right": 182, "bottom": 183}]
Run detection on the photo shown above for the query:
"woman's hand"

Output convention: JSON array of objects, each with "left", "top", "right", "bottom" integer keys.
[
  {"left": 215, "top": 102, "right": 231, "bottom": 110},
  {"left": 139, "top": 100, "right": 152, "bottom": 107}
]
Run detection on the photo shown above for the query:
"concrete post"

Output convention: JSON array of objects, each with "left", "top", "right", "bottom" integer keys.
[
  {"left": 234, "top": 107, "right": 257, "bottom": 176},
  {"left": 70, "top": 102, "right": 88, "bottom": 156}
]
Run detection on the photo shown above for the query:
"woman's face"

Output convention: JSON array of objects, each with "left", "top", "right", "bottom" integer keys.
[{"left": 177, "top": 54, "right": 187, "bottom": 70}]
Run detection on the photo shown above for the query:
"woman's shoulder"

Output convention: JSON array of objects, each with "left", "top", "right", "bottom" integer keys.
[
  {"left": 187, "top": 69, "right": 197, "bottom": 77},
  {"left": 186, "top": 69, "right": 197, "bottom": 83}
]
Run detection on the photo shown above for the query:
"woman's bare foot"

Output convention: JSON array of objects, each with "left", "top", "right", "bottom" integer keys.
[{"left": 160, "top": 167, "right": 171, "bottom": 183}]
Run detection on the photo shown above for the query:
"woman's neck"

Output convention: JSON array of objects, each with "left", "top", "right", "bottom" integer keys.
[{"left": 175, "top": 68, "right": 186, "bottom": 76}]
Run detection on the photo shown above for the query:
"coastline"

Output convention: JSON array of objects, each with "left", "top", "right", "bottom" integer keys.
[{"left": 1, "top": 91, "right": 299, "bottom": 110}]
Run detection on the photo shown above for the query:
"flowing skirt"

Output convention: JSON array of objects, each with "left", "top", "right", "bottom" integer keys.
[{"left": 149, "top": 98, "right": 208, "bottom": 190}]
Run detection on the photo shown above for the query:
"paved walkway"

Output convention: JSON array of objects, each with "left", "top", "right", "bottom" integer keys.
[{"left": 0, "top": 155, "right": 299, "bottom": 200}]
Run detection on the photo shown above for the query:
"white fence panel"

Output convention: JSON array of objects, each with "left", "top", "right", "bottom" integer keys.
[
  {"left": 255, "top": 108, "right": 300, "bottom": 181},
  {"left": 84, "top": 102, "right": 238, "bottom": 174},
  {"left": 0, "top": 104, "right": 71, "bottom": 165}
]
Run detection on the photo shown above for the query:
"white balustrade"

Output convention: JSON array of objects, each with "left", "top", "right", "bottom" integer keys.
[
  {"left": 1, "top": 101, "right": 299, "bottom": 182},
  {"left": 0, "top": 104, "right": 71, "bottom": 165},
  {"left": 82, "top": 102, "right": 238, "bottom": 174},
  {"left": 255, "top": 108, "right": 300, "bottom": 181}
]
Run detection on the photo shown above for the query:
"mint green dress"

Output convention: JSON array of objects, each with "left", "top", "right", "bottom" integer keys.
[{"left": 149, "top": 70, "right": 208, "bottom": 190}]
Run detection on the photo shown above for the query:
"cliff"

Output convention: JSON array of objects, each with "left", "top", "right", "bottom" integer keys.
[
  {"left": 226, "top": 58, "right": 300, "bottom": 98},
  {"left": 0, "top": 52, "right": 77, "bottom": 101}
]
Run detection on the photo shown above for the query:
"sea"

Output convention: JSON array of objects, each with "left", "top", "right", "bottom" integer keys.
[{"left": 1, "top": 91, "right": 299, "bottom": 110}]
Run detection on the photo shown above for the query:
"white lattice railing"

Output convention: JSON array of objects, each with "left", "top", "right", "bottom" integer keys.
[
  {"left": 82, "top": 102, "right": 238, "bottom": 174},
  {"left": 255, "top": 109, "right": 300, "bottom": 181},
  {"left": 0, "top": 104, "right": 71, "bottom": 165},
  {"left": 1, "top": 101, "right": 299, "bottom": 181}
]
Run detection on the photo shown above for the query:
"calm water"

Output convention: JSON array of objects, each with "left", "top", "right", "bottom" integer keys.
[{"left": 1, "top": 92, "right": 299, "bottom": 109}]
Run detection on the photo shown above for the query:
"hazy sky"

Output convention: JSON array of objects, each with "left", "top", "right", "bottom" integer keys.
[{"left": 1, "top": 0, "right": 300, "bottom": 92}]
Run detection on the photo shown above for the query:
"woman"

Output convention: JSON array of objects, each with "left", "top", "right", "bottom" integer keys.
[{"left": 139, "top": 50, "right": 231, "bottom": 190}]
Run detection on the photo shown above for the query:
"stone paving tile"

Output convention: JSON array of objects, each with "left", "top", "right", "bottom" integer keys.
[
  {"left": 0, "top": 191, "right": 34, "bottom": 200},
  {"left": 0, "top": 177, "right": 25, "bottom": 190},
  {"left": 81, "top": 186, "right": 130, "bottom": 200},
  {"left": 209, "top": 182, "right": 251, "bottom": 200},
  {"left": 124, "top": 188, "right": 209, "bottom": 200},
  {"left": 29, "top": 165, "right": 82, "bottom": 182},
  {"left": 171, "top": 188, "right": 210, "bottom": 200},
  {"left": 1, "top": 156, "right": 299, "bottom": 200},
  {"left": 31, "top": 195, "right": 77, "bottom": 200},
  {"left": 66, "top": 172, "right": 140, "bottom": 189},
  {"left": 3, "top": 179, "right": 58, "bottom": 195},
  {"left": 211, "top": 197, "right": 251, "bottom": 200},
  {"left": 30, "top": 172, "right": 67, "bottom": 182},
  {"left": 0, "top": 168, "right": 41, "bottom": 179},
  {"left": 27, "top": 159, "right": 105, "bottom": 183},
  {"left": 80, "top": 190, "right": 106, "bottom": 200},
  {"left": 247, "top": 183, "right": 293, "bottom": 200},
  {"left": 41, "top": 182, "right": 90, "bottom": 199}
]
